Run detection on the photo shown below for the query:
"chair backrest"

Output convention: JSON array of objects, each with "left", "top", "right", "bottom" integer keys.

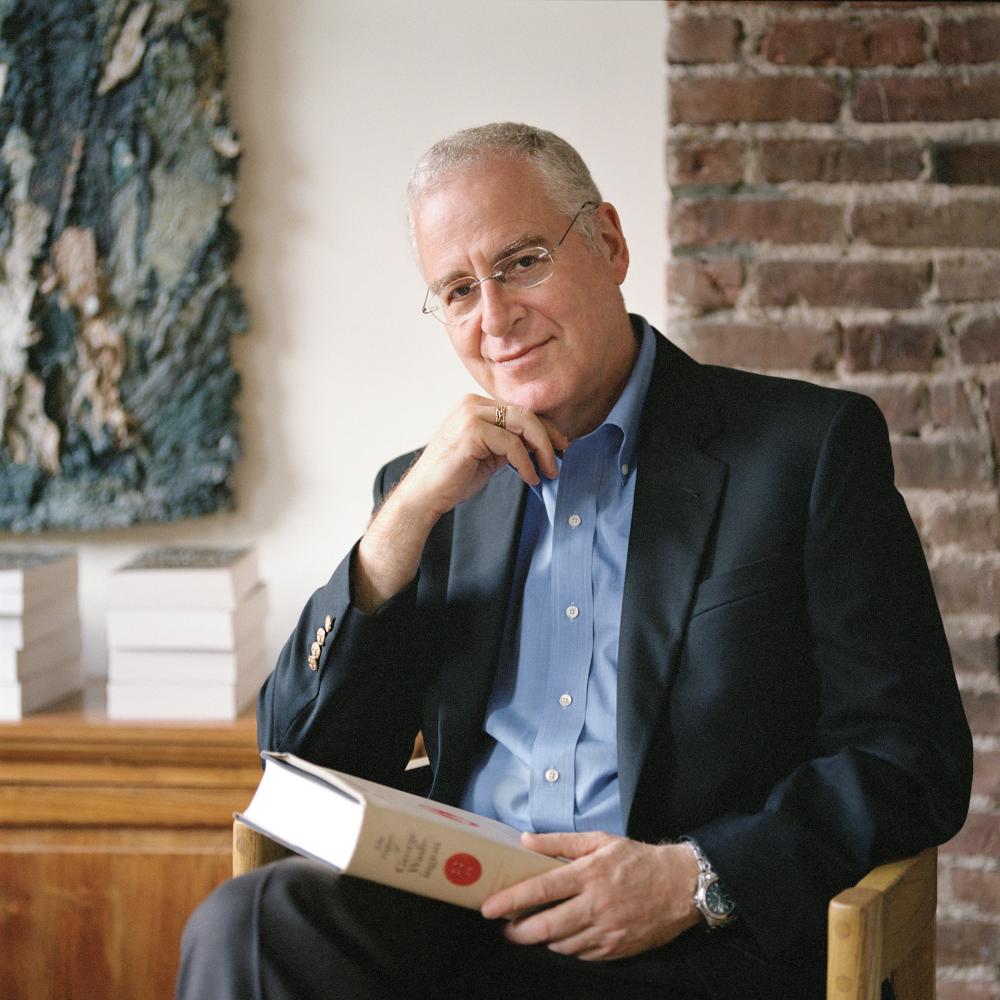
[{"left": 827, "top": 847, "right": 938, "bottom": 1000}]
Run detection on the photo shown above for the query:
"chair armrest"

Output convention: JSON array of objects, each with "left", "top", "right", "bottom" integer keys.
[
  {"left": 827, "top": 847, "right": 937, "bottom": 1000},
  {"left": 233, "top": 818, "right": 294, "bottom": 877}
]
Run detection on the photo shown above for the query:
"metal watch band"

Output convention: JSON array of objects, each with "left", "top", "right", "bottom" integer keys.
[{"left": 684, "top": 838, "right": 736, "bottom": 929}]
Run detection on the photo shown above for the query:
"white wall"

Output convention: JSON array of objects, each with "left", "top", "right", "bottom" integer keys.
[{"left": 13, "top": 0, "right": 666, "bottom": 683}]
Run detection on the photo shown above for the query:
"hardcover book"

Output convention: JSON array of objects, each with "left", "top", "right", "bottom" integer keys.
[
  {"left": 107, "top": 631, "right": 266, "bottom": 684},
  {"left": 106, "top": 583, "right": 267, "bottom": 651},
  {"left": 0, "top": 551, "right": 78, "bottom": 615},
  {"left": 0, "top": 591, "right": 80, "bottom": 651},
  {"left": 108, "top": 547, "right": 259, "bottom": 610},
  {"left": 0, "top": 659, "right": 82, "bottom": 720},
  {"left": 106, "top": 649, "right": 269, "bottom": 720},
  {"left": 238, "top": 752, "right": 563, "bottom": 910},
  {"left": 0, "top": 626, "right": 82, "bottom": 683}
]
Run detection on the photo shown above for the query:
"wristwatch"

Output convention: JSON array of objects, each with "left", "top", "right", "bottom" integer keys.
[{"left": 684, "top": 839, "right": 737, "bottom": 929}]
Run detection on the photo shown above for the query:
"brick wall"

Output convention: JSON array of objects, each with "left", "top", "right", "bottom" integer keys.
[{"left": 665, "top": 3, "right": 1000, "bottom": 996}]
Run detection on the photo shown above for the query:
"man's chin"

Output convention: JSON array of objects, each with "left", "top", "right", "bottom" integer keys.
[{"left": 490, "top": 384, "right": 560, "bottom": 419}]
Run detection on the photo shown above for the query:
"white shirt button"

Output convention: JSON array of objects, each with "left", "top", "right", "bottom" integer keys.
[
  {"left": 545, "top": 768, "right": 560, "bottom": 783},
  {"left": 621, "top": 463, "right": 630, "bottom": 477},
  {"left": 559, "top": 693, "right": 573, "bottom": 708},
  {"left": 565, "top": 604, "right": 579, "bottom": 620},
  {"left": 568, "top": 513, "right": 582, "bottom": 528}
]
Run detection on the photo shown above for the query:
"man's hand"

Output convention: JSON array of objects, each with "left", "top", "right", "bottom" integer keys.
[
  {"left": 353, "top": 395, "right": 568, "bottom": 612},
  {"left": 480, "top": 831, "right": 702, "bottom": 962},
  {"left": 400, "top": 394, "right": 567, "bottom": 517}
]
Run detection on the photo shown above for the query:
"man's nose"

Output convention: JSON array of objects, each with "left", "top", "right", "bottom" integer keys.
[{"left": 478, "top": 277, "right": 520, "bottom": 338}]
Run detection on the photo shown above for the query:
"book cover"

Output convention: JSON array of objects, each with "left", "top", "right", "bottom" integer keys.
[
  {"left": 0, "top": 658, "right": 82, "bottom": 720},
  {"left": 0, "top": 624, "right": 82, "bottom": 683},
  {"left": 237, "top": 752, "right": 563, "bottom": 910},
  {"left": 107, "top": 629, "right": 266, "bottom": 683},
  {"left": 0, "top": 551, "right": 78, "bottom": 611},
  {"left": 106, "top": 650, "right": 269, "bottom": 720},
  {"left": 108, "top": 547, "right": 258, "bottom": 610},
  {"left": 106, "top": 582, "right": 267, "bottom": 651},
  {"left": 0, "top": 591, "right": 80, "bottom": 651}
]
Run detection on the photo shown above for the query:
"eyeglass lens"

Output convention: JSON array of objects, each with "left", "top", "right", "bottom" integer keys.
[
  {"left": 423, "top": 201, "right": 596, "bottom": 325},
  {"left": 434, "top": 249, "right": 554, "bottom": 321}
]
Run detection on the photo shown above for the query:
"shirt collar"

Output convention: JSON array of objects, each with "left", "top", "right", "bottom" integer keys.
[{"left": 602, "top": 314, "right": 656, "bottom": 485}]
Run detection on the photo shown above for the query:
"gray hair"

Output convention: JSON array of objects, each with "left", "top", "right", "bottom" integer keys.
[{"left": 406, "top": 122, "right": 603, "bottom": 249}]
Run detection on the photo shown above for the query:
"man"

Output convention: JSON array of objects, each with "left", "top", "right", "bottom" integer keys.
[{"left": 178, "top": 123, "right": 971, "bottom": 999}]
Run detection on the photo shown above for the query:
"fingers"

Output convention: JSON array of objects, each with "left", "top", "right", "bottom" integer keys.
[
  {"left": 480, "top": 860, "right": 577, "bottom": 920},
  {"left": 484, "top": 835, "right": 699, "bottom": 963},
  {"left": 533, "top": 917, "right": 619, "bottom": 961},
  {"left": 481, "top": 832, "right": 609, "bottom": 920},
  {"left": 521, "top": 830, "right": 608, "bottom": 859},
  {"left": 503, "top": 894, "right": 593, "bottom": 949},
  {"left": 499, "top": 888, "right": 626, "bottom": 960},
  {"left": 399, "top": 395, "right": 570, "bottom": 521},
  {"left": 481, "top": 423, "right": 539, "bottom": 487},
  {"left": 488, "top": 402, "right": 569, "bottom": 480}
]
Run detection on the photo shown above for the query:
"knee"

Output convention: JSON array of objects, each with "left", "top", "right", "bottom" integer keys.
[
  {"left": 184, "top": 859, "right": 343, "bottom": 950},
  {"left": 182, "top": 868, "right": 268, "bottom": 957}
]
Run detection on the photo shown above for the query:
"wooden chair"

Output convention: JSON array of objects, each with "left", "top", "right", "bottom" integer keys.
[
  {"left": 232, "top": 818, "right": 937, "bottom": 1000},
  {"left": 827, "top": 847, "right": 938, "bottom": 1000}
]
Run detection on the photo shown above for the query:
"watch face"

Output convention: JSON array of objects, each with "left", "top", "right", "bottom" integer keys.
[{"left": 705, "top": 881, "right": 736, "bottom": 918}]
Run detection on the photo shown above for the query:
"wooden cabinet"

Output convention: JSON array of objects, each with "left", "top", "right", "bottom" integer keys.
[{"left": 0, "top": 687, "right": 260, "bottom": 1000}]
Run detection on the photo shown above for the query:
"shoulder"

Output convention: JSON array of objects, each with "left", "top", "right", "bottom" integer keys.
[
  {"left": 648, "top": 329, "right": 885, "bottom": 450},
  {"left": 703, "top": 364, "right": 882, "bottom": 435},
  {"left": 700, "top": 367, "right": 892, "bottom": 489}
]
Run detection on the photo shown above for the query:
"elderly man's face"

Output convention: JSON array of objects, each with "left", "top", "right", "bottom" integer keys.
[{"left": 412, "top": 157, "right": 635, "bottom": 439}]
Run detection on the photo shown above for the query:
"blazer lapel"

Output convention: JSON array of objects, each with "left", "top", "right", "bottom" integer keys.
[
  {"left": 618, "top": 334, "right": 728, "bottom": 830},
  {"left": 430, "top": 468, "right": 527, "bottom": 803}
]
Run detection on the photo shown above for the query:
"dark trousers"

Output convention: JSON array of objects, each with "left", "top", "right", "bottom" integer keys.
[{"left": 176, "top": 858, "right": 825, "bottom": 1000}]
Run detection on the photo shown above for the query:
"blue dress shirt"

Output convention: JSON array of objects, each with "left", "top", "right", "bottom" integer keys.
[{"left": 460, "top": 318, "right": 657, "bottom": 834}]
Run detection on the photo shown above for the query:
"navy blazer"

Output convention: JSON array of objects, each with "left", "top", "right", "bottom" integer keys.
[{"left": 259, "top": 328, "right": 971, "bottom": 966}]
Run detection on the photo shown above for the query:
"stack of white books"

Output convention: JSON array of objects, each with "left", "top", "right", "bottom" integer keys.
[
  {"left": 0, "top": 551, "right": 81, "bottom": 720},
  {"left": 106, "top": 547, "right": 269, "bottom": 720}
]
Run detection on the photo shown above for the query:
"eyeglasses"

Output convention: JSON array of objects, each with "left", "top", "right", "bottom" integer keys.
[{"left": 421, "top": 201, "right": 598, "bottom": 326}]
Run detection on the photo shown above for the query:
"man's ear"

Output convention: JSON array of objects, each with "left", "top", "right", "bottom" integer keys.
[{"left": 594, "top": 202, "right": 629, "bottom": 286}]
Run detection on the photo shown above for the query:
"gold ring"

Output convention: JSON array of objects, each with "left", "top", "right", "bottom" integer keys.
[{"left": 495, "top": 405, "right": 507, "bottom": 430}]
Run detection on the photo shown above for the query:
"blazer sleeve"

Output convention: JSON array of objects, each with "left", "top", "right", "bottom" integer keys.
[
  {"left": 256, "top": 457, "right": 427, "bottom": 785},
  {"left": 688, "top": 393, "right": 972, "bottom": 960}
]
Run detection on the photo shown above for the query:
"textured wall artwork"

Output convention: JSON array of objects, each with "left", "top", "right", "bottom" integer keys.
[{"left": 0, "top": 0, "right": 246, "bottom": 531}]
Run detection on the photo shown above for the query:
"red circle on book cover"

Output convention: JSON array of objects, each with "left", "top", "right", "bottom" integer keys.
[{"left": 444, "top": 852, "right": 482, "bottom": 886}]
